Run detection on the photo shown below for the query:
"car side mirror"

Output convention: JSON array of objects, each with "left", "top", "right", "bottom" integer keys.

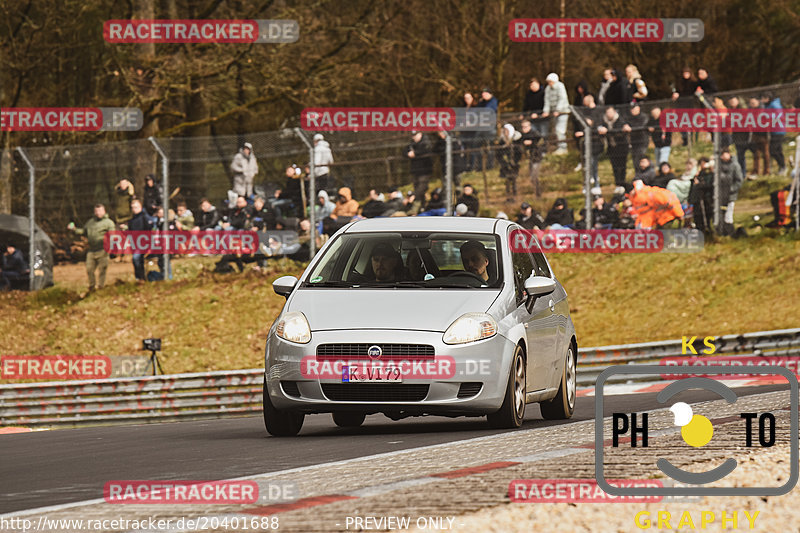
[
  {"left": 273, "top": 275, "right": 298, "bottom": 298},
  {"left": 524, "top": 275, "right": 556, "bottom": 298}
]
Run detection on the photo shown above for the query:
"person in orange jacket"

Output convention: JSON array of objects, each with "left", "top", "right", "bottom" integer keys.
[
  {"left": 629, "top": 179, "right": 685, "bottom": 229},
  {"left": 330, "top": 187, "right": 360, "bottom": 219}
]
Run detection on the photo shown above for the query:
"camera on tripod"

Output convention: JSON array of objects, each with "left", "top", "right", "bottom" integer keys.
[{"left": 142, "top": 338, "right": 161, "bottom": 352}]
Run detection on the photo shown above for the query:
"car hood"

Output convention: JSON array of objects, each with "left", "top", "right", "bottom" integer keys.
[{"left": 289, "top": 288, "right": 500, "bottom": 332}]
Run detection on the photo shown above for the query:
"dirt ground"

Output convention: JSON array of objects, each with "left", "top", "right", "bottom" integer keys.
[{"left": 54, "top": 258, "right": 144, "bottom": 290}]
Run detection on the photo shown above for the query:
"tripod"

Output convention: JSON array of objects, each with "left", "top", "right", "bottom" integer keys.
[{"left": 145, "top": 348, "right": 164, "bottom": 376}]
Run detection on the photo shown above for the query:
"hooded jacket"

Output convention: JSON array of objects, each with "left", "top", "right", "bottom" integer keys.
[
  {"left": 314, "top": 190, "right": 336, "bottom": 219},
  {"left": 543, "top": 198, "right": 574, "bottom": 227},
  {"left": 312, "top": 140, "right": 334, "bottom": 176},
  {"left": 719, "top": 157, "right": 744, "bottom": 203},
  {"left": 331, "top": 187, "right": 360, "bottom": 218},
  {"left": 230, "top": 148, "right": 259, "bottom": 180},
  {"left": 543, "top": 81, "right": 570, "bottom": 114}
]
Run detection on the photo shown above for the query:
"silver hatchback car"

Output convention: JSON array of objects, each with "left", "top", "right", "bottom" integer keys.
[{"left": 263, "top": 217, "right": 577, "bottom": 436}]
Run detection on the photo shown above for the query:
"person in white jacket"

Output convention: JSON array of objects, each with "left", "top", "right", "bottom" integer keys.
[
  {"left": 309, "top": 133, "right": 335, "bottom": 194},
  {"left": 541, "top": 73, "right": 571, "bottom": 154},
  {"left": 230, "top": 142, "right": 259, "bottom": 197}
]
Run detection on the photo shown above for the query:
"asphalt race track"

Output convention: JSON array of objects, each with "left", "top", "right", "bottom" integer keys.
[{"left": 0, "top": 384, "right": 787, "bottom": 515}]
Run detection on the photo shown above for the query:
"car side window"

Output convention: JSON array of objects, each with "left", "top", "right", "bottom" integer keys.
[
  {"left": 511, "top": 248, "right": 535, "bottom": 306},
  {"left": 532, "top": 251, "right": 551, "bottom": 278}
]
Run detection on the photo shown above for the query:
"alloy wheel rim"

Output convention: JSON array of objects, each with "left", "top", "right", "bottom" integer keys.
[
  {"left": 566, "top": 348, "right": 576, "bottom": 408},
  {"left": 514, "top": 351, "right": 526, "bottom": 419}
]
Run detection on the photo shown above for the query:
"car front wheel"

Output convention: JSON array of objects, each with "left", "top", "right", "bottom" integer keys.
[
  {"left": 487, "top": 345, "right": 526, "bottom": 428},
  {"left": 263, "top": 379, "right": 305, "bottom": 436},
  {"left": 540, "top": 344, "right": 576, "bottom": 420}
]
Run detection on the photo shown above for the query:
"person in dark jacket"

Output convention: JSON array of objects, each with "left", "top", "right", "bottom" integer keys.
[
  {"left": 196, "top": 198, "right": 221, "bottom": 231},
  {"left": 625, "top": 103, "right": 649, "bottom": 168},
  {"left": 419, "top": 187, "right": 446, "bottom": 215},
  {"left": 653, "top": 162, "right": 676, "bottom": 190},
  {"left": 249, "top": 196, "right": 278, "bottom": 231},
  {"left": 598, "top": 106, "right": 630, "bottom": 187},
  {"left": 580, "top": 193, "right": 619, "bottom": 229},
  {"left": 727, "top": 96, "right": 750, "bottom": 174},
  {"left": 634, "top": 157, "right": 657, "bottom": 186},
  {"left": 648, "top": 107, "right": 673, "bottom": 165},
  {"left": 361, "top": 189, "right": 387, "bottom": 218},
  {"left": 142, "top": 174, "right": 162, "bottom": 216},
  {"left": 522, "top": 77, "right": 546, "bottom": 124},
  {"left": 456, "top": 184, "right": 480, "bottom": 216},
  {"left": 0, "top": 244, "right": 29, "bottom": 291},
  {"left": 543, "top": 198, "right": 574, "bottom": 228},
  {"left": 407, "top": 131, "right": 434, "bottom": 201},
  {"left": 516, "top": 202, "right": 545, "bottom": 230},
  {"left": 126, "top": 199, "right": 156, "bottom": 281},
  {"left": 604, "top": 69, "right": 631, "bottom": 106},
  {"left": 222, "top": 195, "right": 251, "bottom": 230},
  {"left": 381, "top": 190, "right": 405, "bottom": 217},
  {"left": 690, "top": 157, "right": 715, "bottom": 232},
  {"left": 695, "top": 68, "right": 718, "bottom": 95},
  {"left": 497, "top": 123, "right": 523, "bottom": 200}
]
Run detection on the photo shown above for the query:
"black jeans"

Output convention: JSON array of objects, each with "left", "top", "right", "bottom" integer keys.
[{"left": 769, "top": 135, "right": 786, "bottom": 170}]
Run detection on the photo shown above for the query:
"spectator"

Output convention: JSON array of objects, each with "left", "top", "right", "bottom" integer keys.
[
  {"left": 276, "top": 164, "right": 308, "bottom": 216},
  {"left": 719, "top": 148, "right": 744, "bottom": 228},
  {"left": 127, "top": 199, "right": 155, "bottom": 282},
  {"left": 573, "top": 80, "right": 590, "bottom": 109},
  {"left": 690, "top": 157, "right": 715, "bottom": 231},
  {"left": 222, "top": 195, "right": 251, "bottom": 230},
  {"left": 695, "top": 68, "right": 718, "bottom": 95},
  {"left": 455, "top": 203, "right": 470, "bottom": 217},
  {"left": 747, "top": 97, "right": 770, "bottom": 177},
  {"left": 519, "top": 119, "right": 545, "bottom": 190},
  {"left": 672, "top": 67, "right": 698, "bottom": 146},
  {"left": 629, "top": 179, "right": 684, "bottom": 229},
  {"left": 598, "top": 106, "right": 630, "bottom": 187},
  {"left": 68, "top": 204, "right": 116, "bottom": 291},
  {"left": 727, "top": 96, "right": 750, "bottom": 174},
  {"left": 381, "top": 190, "right": 405, "bottom": 217},
  {"left": 462, "top": 91, "right": 480, "bottom": 171},
  {"left": 648, "top": 107, "right": 672, "bottom": 165},
  {"left": 522, "top": 77, "right": 546, "bottom": 133},
  {"left": 361, "top": 189, "right": 386, "bottom": 218},
  {"left": 314, "top": 190, "right": 336, "bottom": 220},
  {"left": 250, "top": 196, "right": 278, "bottom": 231},
  {"left": 407, "top": 131, "right": 434, "bottom": 201},
  {"left": 767, "top": 176, "right": 796, "bottom": 227},
  {"left": 711, "top": 97, "right": 732, "bottom": 150},
  {"left": 113, "top": 178, "right": 134, "bottom": 226},
  {"left": 456, "top": 184, "right": 480, "bottom": 216},
  {"left": 604, "top": 68, "right": 631, "bottom": 106},
  {"left": 581, "top": 191, "right": 619, "bottom": 229},
  {"left": 653, "top": 162, "right": 676, "bottom": 190},
  {"left": 142, "top": 174, "right": 162, "bottom": 216},
  {"left": 0, "top": 244, "right": 29, "bottom": 291},
  {"left": 597, "top": 68, "right": 613, "bottom": 105},
  {"left": 195, "top": 198, "right": 221, "bottom": 231},
  {"left": 668, "top": 158, "right": 697, "bottom": 207},
  {"left": 541, "top": 73, "right": 570, "bottom": 154},
  {"left": 174, "top": 201, "right": 195, "bottom": 231},
  {"left": 310, "top": 134, "right": 335, "bottom": 193},
  {"left": 230, "top": 142, "right": 259, "bottom": 197},
  {"left": 762, "top": 92, "right": 787, "bottom": 174},
  {"left": 516, "top": 201, "right": 545, "bottom": 230},
  {"left": 331, "top": 187, "right": 360, "bottom": 219},
  {"left": 626, "top": 103, "right": 649, "bottom": 167},
  {"left": 625, "top": 64, "right": 648, "bottom": 102},
  {"left": 573, "top": 94, "right": 603, "bottom": 186},
  {"left": 543, "top": 198, "right": 574, "bottom": 228},
  {"left": 419, "top": 187, "right": 446, "bottom": 216},
  {"left": 478, "top": 88, "right": 499, "bottom": 168},
  {"left": 402, "top": 191, "right": 417, "bottom": 215},
  {"left": 634, "top": 157, "right": 657, "bottom": 186},
  {"left": 497, "top": 123, "right": 523, "bottom": 200}
]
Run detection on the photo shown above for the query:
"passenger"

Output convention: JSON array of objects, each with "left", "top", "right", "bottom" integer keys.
[
  {"left": 369, "top": 242, "right": 403, "bottom": 282},
  {"left": 460, "top": 240, "right": 494, "bottom": 283},
  {"left": 405, "top": 251, "right": 427, "bottom": 281}
]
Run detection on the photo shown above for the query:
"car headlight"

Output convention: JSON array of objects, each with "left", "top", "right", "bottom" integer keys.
[
  {"left": 443, "top": 313, "right": 497, "bottom": 345},
  {"left": 275, "top": 312, "right": 311, "bottom": 344}
]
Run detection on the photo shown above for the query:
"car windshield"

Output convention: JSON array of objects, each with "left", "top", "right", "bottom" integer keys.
[{"left": 303, "top": 232, "right": 503, "bottom": 289}]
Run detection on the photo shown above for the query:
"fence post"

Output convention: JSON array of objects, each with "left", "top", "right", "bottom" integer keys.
[
  {"left": 294, "top": 128, "right": 316, "bottom": 259},
  {"left": 793, "top": 138, "right": 800, "bottom": 232},
  {"left": 15, "top": 147, "right": 35, "bottom": 291},
  {"left": 443, "top": 131, "right": 453, "bottom": 215},
  {"left": 569, "top": 106, "right": 593, "bottom": 229},
  {"left": 148, "top": 137, "right": 171, "bottom": 279}
]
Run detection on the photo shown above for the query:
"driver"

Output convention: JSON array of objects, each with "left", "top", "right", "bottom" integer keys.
[
  {"left": 460, "top": 240, "right": 494, "bottom": 283},
  {"left": 370, "top": 242, "right": 403, "bottom": 282}
]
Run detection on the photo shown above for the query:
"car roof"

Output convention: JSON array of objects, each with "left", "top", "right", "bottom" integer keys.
[{"left": 343, "top": 216, "right": 512, "bottom": 234}]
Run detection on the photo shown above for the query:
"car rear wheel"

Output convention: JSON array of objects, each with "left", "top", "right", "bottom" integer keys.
[
  {"left": 332, "top": 412, "right": 366, "bottom": 427},
  {"left": 540, "top": 344, "right": 576, "bottom": 420},
  {"left": 263, "top": 379, "right": 305, "bottom": 436},
  {"left": 487, "top": 345, "right": 526, "bottom": 428}
]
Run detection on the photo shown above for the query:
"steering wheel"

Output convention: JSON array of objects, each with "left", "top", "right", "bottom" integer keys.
[{"left": 447, "top": 271, "right": 488, "bottom": 287}]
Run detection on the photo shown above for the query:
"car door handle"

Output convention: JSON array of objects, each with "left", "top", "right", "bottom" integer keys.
[{"left": 548, "top": 299, "right": 555, "bottom": 311}]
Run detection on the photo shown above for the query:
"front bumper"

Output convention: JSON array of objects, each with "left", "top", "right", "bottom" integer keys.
[{"left": 265, "top": 329, "right": 515, "bottom": 416}]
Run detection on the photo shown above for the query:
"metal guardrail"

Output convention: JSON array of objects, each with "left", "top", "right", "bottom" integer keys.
[{"left": 2, "top": 329, "right": 799, "bottom": 427}]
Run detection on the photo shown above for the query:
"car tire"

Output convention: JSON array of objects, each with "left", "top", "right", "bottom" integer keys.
[
  {"left": 487, "top": 345, "right": 526, "bottom": 429},
  {"left": 263, "top": 379, "right": 305, "bottom": 436},
  {"left": 540, "top": 344, "right": 576, "bottom": 420},
  {"left": 332, "top": 412, "right": 366, "bottom": 427}
]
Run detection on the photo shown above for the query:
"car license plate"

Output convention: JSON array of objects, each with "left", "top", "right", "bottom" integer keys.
[{"left": 342, "top": 365, "right": 402, "bottom": 383}]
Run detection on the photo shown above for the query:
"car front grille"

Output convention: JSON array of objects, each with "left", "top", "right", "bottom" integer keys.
[
  {"left": 321, "top": 384, "right": 430, "bottom": 402},
  {"left": 316, "top": 343, "right": 435, "bottom": 361}
]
